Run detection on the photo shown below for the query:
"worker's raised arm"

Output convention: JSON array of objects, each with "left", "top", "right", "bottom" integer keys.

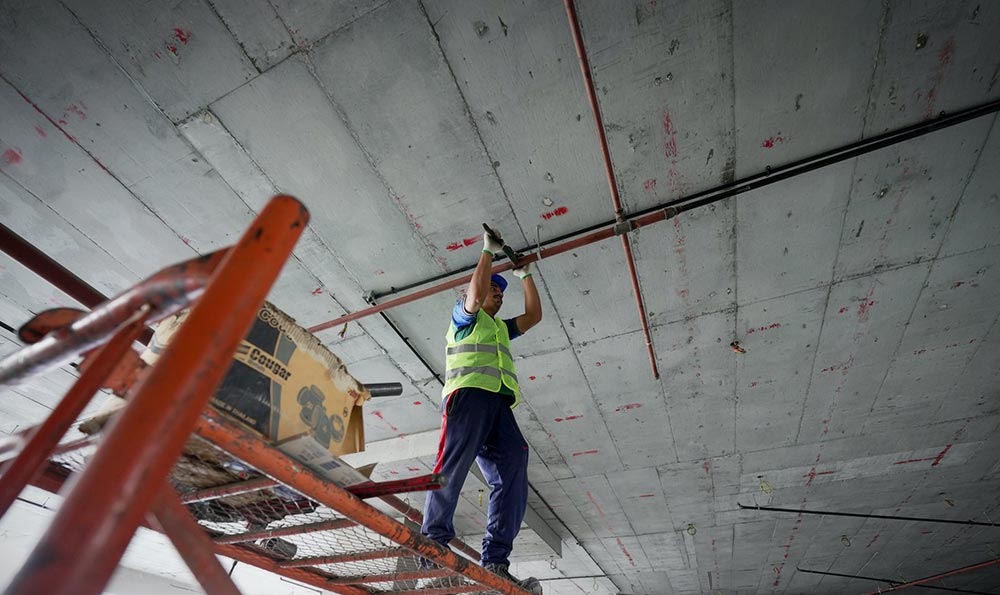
[
  {"left": 513, "top": 263, "right": 542, "bottom": 334},
  {"left": 465, "top": 232, "right": 503, "bottom": 314}
]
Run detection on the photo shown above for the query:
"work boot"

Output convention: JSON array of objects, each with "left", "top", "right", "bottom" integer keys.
[{"left": 483, "top": 562, "right": 543, "bottom": 595}]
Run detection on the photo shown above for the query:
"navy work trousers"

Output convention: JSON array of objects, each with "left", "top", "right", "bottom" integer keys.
[{"left": 421, "top": 386, "right": 529, "bottom": 566}]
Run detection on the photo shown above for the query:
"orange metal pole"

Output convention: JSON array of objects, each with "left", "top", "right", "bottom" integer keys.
[
  {"left": 213, "top": 543, "right": 371, "bottom": 595},
  {"left": 3, "top": 196, "right": 308, "bottom": 595},
  {"left": 150, "top": 491, "right": 242, "bottom": 595},
  {"left": 379, "top": 494, "right": 482, "bottom": 561},
  {"left": 195, "top": 409, "right": 535, "bottom": 595},
  {"left": 0, "top": 312, "right": 148, "bottom": 518}
]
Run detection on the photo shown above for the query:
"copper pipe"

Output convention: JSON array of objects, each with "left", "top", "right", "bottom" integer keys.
[
  {"left": 150, "top": 491, "right": 241, "bottom": 595},
  {"left": 3, "top": 196, "right": 308, "bottom": 595},
  {"left": 214, "top": 517, "right": 358, "bottom": 545},
  {"left": 0, "top": 312, "right": 148, "bottom": 518},
  {"left": 308, "top": 207, "right": 672, "bottom": 335},
  {"left": 379, "top": 494, "right": 482, "bottom": 561},
  {"left": 0, "top": 222, "right": 106, "bottom": 309},
  {"left": 195, "top": 408, "right": 536, "bottom": 595},
  {"left": 563, "top": 0, "right": 658, "bottom": 378},
  {"left": 855, "top": 558, "right": 1000, "bottom": 595}
]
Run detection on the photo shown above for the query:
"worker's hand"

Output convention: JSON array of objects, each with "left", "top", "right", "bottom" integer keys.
[
  {"left": 513, "top": 263, "right": 532, "bottom": 279},
  {"left": 483, "top": 231, "right": 503, "bottom": 255}
]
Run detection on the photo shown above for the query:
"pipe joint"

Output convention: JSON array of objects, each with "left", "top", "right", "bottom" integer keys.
[{"left": 612, "top": 220, "right": 635, "bottom": 236}]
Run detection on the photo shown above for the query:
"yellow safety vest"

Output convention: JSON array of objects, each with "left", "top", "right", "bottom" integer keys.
[{"left": 443, "top": 309, "right": 520, "bottom": 407}]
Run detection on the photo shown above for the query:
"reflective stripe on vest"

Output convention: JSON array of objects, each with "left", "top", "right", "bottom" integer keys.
[{"left": 443, "top": 308, "right": 520, "bottom": 407}]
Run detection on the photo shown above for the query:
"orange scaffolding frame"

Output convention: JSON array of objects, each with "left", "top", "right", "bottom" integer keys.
[{"left": 0, "top": 196, "right": 534, "bottom": 595}]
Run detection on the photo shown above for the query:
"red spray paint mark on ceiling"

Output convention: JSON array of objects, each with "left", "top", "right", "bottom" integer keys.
[
  {"left": 66, "top": 104, "right": 86, "bottom": 120},
  {"left": 407, "top": 467, "right": 420, "bottom": 472},
  {"left": 838, "top": 306, "right": 849, "bottom": 314},
  {"left": 643, "top": 178, "right": 657, "bottom": 192},
  {"left": 1, "top": 148, "right": 23, "bottom": 165},
  {"left": 923, "top": 37, "right": 955, "bottom": 119},
  {"left": 445, "top": 235, "right": 480, "bottom": 251},
  {"left": 34, "top": 126, "right": 47, "bottom": 138},
  {"left": 702, "top": 460, "right": 711, "bottom": 474},
  {"left": 746, "top": 323, "right": 781, "bottom": 334},
  {"left": 865, "top": 532, "right": 880, "bottom": 549},
  {"left": 553, "top": 415, "right": 583, "bottom": 422},
  {"left": 931, "top": 443, "right": 952, "bottom": 466},
  {"left": 761, "top": 134, "right": 786, "bottom": 148},
  {"left": 662, "top": 111, "right": 678, "bottom": 158},
  {"left": 528, "top": 375, "right": 536, "bottom": 380},
  {"left": 173, "top": 28, "right": 192, "bottom": 44},
  {"left": 893, "top": 456, "right": 935, "bottom": 466},
  {"left": 952, "top": 281, "right": 965, "bottom": 289},
  {"left": 615, "top": 403, "right": 642, "bottom": 412},
  {"left": 541, "top": 206, "right": 569, "bottom": 220},
  {"left": 311, "top": 287, "right": 323, "bottom": 295},
  {"left": 412, "top": 401, "right": 422, "bottom": 406},
  {"left": 572, "top": 449, "right": 599, "bottom": 457},
  {"left": 615, "top": 537, "right": 637, "bottom": 567},
  {"left": 370, "top": 410, "right": 399, "bottom": 432},
  {"left": 638, "top": 493, "right": 655, "bottom": 498},
  {"left": 167, "top": 44, "right": 179, "bottom": 56}
]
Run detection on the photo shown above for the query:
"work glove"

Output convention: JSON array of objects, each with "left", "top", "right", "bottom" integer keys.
[
  {"left": 513, "top": 262, "right": 532, "bottom": 279},
  {"left": 483, "top": 231, "right": 503, "bottom": 255}
]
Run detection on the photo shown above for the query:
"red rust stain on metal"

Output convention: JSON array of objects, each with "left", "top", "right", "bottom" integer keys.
[
  {"left": 311, "top": 287, "right": 323, "bottom": 295},
  {"left": 931, "top": 443, "right": 952, "bottom": 466},
  {"left": 746, "top": 323, "right": 781, "bottom": 334},
  {"left": 34, "top": 126, "right": 47, "bottom": 138},
  {"left": 554, "top": 415, "right": 583, "bottom": 422},
  {"left": 643, "top": 178, "right": 657, "bottom": 191},
  {"left": 662, "top": 111, "right": 678, "bottom": 158},
  {"left": 615, "top": 537, "right": 637, "bottom": 566},
  {"left": 1, "top": 148, "right": 22, "bottom": 165},
  {"left": 541, "top": 206, "right": 569, "bottom": 220},
  {"left": 572, "top": 449, "right": 599, "bottom": 457},
  {"left": 445, "top": 235, "right": 480, "bottom": 251},
  {"left": 173, "top": 28, "right": 192, "bottom": 44},
  {"left": 615, "top": 403, "right": 642, "bottom": 412}
]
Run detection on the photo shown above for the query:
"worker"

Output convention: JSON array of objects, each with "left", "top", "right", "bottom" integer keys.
[{"left": 420, "top": 231, "right": 543, "bottom": 594}]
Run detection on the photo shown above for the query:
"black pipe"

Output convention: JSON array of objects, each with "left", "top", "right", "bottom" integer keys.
[
  {"left": 738, "top": 502, "right": 1000, "bottom": 528},
  {"left": 363, "top": 382, "right": 404, "bottom": 398},
  {"left": 795, "top": 567, "right": 995, "bottom": 595},
  {"left": 374, "top": 97, "right": 1000, "bottom": 300}
]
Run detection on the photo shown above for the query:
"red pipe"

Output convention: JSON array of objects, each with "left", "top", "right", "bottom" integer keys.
[
  {"left": 0, "top": 222, "right": 106, "bottom": 309},
  {"left": 3, "top": 195, "right": 308, "bottom": 595},
  {"left": 0, "top": 312, "right": 147, "bottom": 518},
  {"left": 308, "top": 207, "right": 672, "bottom": 335},
  {"left": 855, "top": 558, "right": 1000, "bottom": 595},
  {"left": 562, "top": 0, "right": 659, "bottom": 378},
  {"left": 150, "top": 491, "right": 242, "bottom": 595}
]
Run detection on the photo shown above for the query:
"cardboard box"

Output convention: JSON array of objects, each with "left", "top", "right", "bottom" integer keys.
[{"left": 140, "top": 302, "right": 371, "bottom": 486}]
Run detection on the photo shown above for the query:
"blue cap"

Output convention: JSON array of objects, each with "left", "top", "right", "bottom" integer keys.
[{"left": 490, "top": 273, "right": 508, "bottom": 292}]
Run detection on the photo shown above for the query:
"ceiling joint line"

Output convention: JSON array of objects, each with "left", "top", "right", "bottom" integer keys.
[
  {"left": 202, "top": 0, "right": 264, "bottom": 75},
  {"left": 726, "top": 0, "right": 739, "bottom": 465}
]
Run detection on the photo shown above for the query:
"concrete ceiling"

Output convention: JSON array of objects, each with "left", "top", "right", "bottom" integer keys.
[{"left": 1, "top": 1, "right": 999, "bottom": 594}]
